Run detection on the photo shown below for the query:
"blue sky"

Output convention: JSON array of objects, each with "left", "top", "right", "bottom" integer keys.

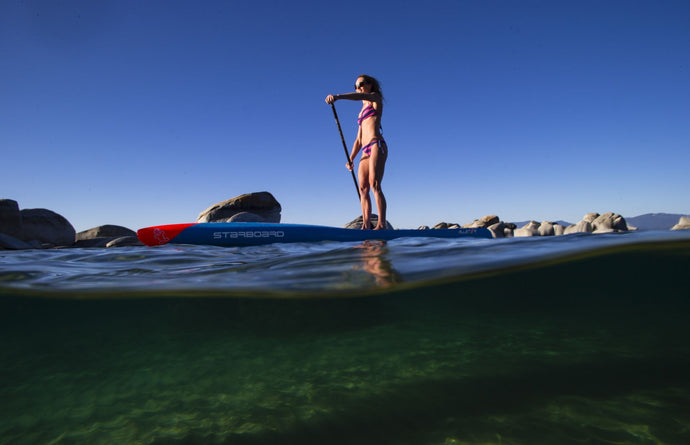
[{"left": 2, "top": 0, "right": 689, "bottom": 232}]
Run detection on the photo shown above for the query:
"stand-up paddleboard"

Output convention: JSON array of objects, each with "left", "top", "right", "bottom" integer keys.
[{"left": 137, "top": 222, "right": 492, "bottom": 247}]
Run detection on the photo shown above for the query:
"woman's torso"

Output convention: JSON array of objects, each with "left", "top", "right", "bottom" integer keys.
[{"left": 358, "top": 100, "right": 383, "bottom": 144}]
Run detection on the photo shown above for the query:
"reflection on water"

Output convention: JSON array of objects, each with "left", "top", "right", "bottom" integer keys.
[{"left": 352, "top": 240, "right": 401, "bottom": 287}]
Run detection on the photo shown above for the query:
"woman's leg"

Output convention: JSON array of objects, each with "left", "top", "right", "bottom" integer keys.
[
  {"left": 369, "top": 142, "right": 387, "bottom": 230},
  {"left": 358, "top": 158, "right": 372, "bottom": 229}
]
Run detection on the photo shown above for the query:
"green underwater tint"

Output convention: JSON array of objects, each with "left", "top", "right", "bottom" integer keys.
[{"left": 1, "top": 234, "right": 689, "bottom": 444}]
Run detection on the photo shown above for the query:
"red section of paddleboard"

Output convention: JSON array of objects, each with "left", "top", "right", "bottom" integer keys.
[{"left": 137, "top": 223, "right": 196, "bottom": 246}]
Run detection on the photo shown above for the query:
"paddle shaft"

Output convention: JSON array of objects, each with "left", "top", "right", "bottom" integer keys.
[{"left": 330, "top": 103, "right": 361, "bottom": 200}]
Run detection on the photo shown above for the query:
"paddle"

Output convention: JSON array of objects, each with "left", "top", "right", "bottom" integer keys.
[{"left": 330, "top": 103, "right": 361, "bottom": 200}]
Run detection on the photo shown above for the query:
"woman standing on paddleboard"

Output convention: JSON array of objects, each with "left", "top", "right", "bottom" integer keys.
[{"left": 325, "top": 75, "right": 388, "bottom": 230}]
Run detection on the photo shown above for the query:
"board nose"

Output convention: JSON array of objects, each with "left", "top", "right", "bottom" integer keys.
[{"left": 137, "top": 223, "right": 196, "bottom": 246}]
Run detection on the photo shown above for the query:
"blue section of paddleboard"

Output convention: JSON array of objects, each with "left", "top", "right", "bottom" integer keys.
[{"left": 170, "top": 223, "right": 492, "bottom": 246}]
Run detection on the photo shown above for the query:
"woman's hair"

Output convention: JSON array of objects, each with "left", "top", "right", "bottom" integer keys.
[{"left": 358, "top": 74, "right": 384, "bottom": 100}]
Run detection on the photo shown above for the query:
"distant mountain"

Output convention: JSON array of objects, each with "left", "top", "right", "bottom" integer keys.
[{"left": 625, "top": 213, "right": 688, "bottom": 231}]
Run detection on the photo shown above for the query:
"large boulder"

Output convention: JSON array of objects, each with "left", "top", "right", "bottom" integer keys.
[
  {"left": 0, "top": 199, "right": 23, "bottom": 239},
  {"left": 344, "top": 214, "right": 394, "bottom": 230},
  {"left": 592, "top": 212, "right": 628, "bottom": 233},
  {"left": 671, "top": 216, "right": 690, "bottom": 231},
  {"left": 514, "top": 221, "right": 541, "bottom": 237},
  {"left": 538, "top": 221, "right": 555, "bottom": 236},
  {"left": 487, "top": 222, "right": 508, "bottom": 238},
  {"left": 564, "top": 220, "right": 593, "bottom": 235},
  {"left": 77, "top": 225, "right": 136, "bottom": 240},
  {"left": 463, "top": 215, "right": 499, "bottom": 229},
  {"left": 75, "top": 225, "right": 137, "bottom": 247},
  {"left": 20, "top": 208, "right": 76, "bottom": 246},
  {"left": 197, "top": 192, "right": 281, "bottom": 223},
  {"left": 583, "top": 213, "right": 600, "bottom": 223}
]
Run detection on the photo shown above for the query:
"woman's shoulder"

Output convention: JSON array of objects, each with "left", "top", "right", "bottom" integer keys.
[{"left": 367, "top": 94, "right": 383, "bottom": 107}]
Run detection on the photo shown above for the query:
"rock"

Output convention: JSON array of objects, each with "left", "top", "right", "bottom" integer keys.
[
  {"left": 197, "top": 192, "right": 281, "bottom": 223},
  {"left": 20, "top": 208, "right": 75, "bottom": 246},
  {"left": 480, "top": 215, "right": 500, "bottom": 227},
  {"left": 344, "top": 214, "right": 394, "bottom": 230},
  {"left": 74, "top": 225, "right": 137, "bottom": 248},
  {"left": 463, "top": 215, "right": 499, "bottom": 229},
  {"left": 76, "top": 225, "right": 135, "bottom": 241},
  {"left": 514, "top": 221, "right": 541, "bottom": 237},
  {"left": 0, "top": 232, "right": 33, "bottom": 250},
  {"left": 487, "top": 222, "right": 506, "bottom": 238},
  {"left": 613, "top": 215, "right": 628, "bottom": 231},
  {"left": 0, "top": 199, "right": 23, "bottom": 239},
  {"left": 553, "top": 224, "right": 565, "bottom": 236},
  {"left": 74, "top": 238, "right": 112, "bottom": 248},
  {"left": 106, "top": 236, "right": 144, "bottom": 247},
  {"left": 538, "top": 221, "right": 555, "bottom": 236},
  {"left": 225, "top": 211, "right": 269, "bottom": 223},
  {"left": 433, "top": 222, "right": 449, "bottom": 229},
  {"left": 592, "top": 212, "right": 628, "bottom": 233},
  {"left": 27, "top": 239, "right": 44, "bottom": 249},
  {"left": 583, "top": 213, "right": 599, "bottom": 223},
  {"left": 671, "top": 216, "right": 690, "bottom": 231},
  {"left": 564, "top": 220, "right": 593, "bottom": 235},
  {"left": 417, "top": 226, "right": 430, "bottom": 230}
]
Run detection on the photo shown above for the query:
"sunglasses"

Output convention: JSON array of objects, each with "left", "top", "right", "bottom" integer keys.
[{"left": 354, "top": 80, "right": 369, "bottom": 89}]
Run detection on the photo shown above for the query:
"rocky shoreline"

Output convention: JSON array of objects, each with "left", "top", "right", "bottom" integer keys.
[{"left": 1, "top": 193, "right": 689, "bottom": 250}]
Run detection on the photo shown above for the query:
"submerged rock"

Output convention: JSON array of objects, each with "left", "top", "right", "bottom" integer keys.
[
  {"left": 0, "top": 233, "right": 33, "bottom": 250},
  {"left": 106, "top": 236, "right": 144, "bottom": 247}
]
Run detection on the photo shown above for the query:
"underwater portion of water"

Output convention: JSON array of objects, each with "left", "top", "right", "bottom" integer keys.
[{"left": 1, "top": 231, "right": 689, "bottom": 444}]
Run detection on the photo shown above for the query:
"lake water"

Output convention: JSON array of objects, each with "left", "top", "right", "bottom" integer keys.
[{"left": 1, "top": 231, "right": 689, "bottom": 444}]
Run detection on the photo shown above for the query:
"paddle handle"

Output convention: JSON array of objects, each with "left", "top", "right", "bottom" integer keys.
[{"left": 331, "top": 103, "right": 361, "bottom": 200}]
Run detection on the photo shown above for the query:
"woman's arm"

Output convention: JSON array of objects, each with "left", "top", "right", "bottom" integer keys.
[
  {"left": 326, "top": 92, "right": 381, "bottom": 104},
  {"left": 350, "top": 125, "right": 362, "bottom": 160},
  {"left": 346, "top": 126, "right": 363, "bottom": 170}
]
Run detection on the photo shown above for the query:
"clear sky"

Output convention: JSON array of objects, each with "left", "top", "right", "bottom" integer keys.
[{"left": 2, "top": 0, "right": 689, "bottom": 232}]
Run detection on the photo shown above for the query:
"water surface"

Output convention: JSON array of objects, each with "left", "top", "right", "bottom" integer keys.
[{"left": 1, "top": 231, "right": 689, "bottom": 444}]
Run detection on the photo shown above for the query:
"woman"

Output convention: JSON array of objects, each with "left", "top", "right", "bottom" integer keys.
[{"left": 325, "top": 74, "right": 388, "bottom": 230}]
